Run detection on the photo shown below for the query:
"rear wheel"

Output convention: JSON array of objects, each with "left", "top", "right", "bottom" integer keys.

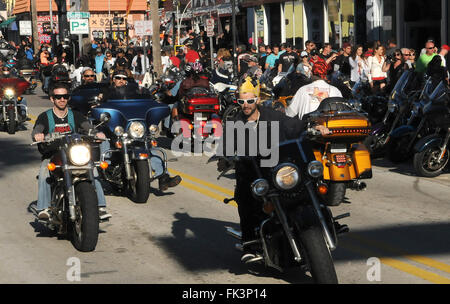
[
  {"left": 413, "top": 145, "right": 449, "bottom": 178},
  {"left": 128, "top": 160, "right": 150, "bottom": 203},
  {"left": 7, "top": 108, "right": 15, "bottom": 134},
  {"left": 325, "top": 182, "right": 346, "bottom": 206},
  {"left": 70, "top": 182, "right": 99, "bottom": 252}
]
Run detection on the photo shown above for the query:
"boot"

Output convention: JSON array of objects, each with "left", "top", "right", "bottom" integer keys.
[{"left": 158, "top": 173, "right": 182, "bottom": 191}]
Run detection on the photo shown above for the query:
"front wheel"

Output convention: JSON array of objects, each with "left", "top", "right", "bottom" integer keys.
[
  {"left": 128, "top": 160, "right": 150, "bottom": 203},
  {"left": 386, "top": 135, "right": 413, "bottom": 163},
  {"left": 298, "top": 225, "right": 338, "bottom": 284},
  {"left": 70, "top": 182, "right": 99, "bottom": 252},
  {"left": 6, "top": 108, "right": 16, "bottom": 134},
  {"left": 413, "top": 145, "right": 449, "bottom": 178}
]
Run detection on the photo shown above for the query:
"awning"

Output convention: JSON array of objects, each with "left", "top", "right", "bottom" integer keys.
[{"left": 0, "top": 17, "right": 17, "bottom": 29}]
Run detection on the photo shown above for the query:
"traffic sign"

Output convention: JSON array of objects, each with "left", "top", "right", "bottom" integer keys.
[
  {"left": 206, "top": 18, "right": 214, "bottom": 37},
  {"left": 70, "top": 19, "right": 89, "bottom": 34},
  {"left": 19, "top": 21, "right": 32, "bottom": 36},
  {"left": 67, "top": 12, "right": 90, "bottom": 20}
]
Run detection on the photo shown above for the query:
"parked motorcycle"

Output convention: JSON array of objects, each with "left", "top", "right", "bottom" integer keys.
[
  {"left": 0, "top": 78, "right": 30, "bottom": 134},
  {"left": 413, "top": 81, "right": 450, "bottom": 177},
  {"left": 17, "top": 58, "right": 38, "bottom": 94},
  {"left": 386, "top": 77, "right": 440, "bottom": 163},
  {"left": 363, "top": 70, "right": 421, "bottom": 157},
  {"left": 31, "top": 129, "right": 110, "bottom": 252},
  {"left": 213, "top": 127, "right": 351, "bottom": 283},
  {"left": 88, "top": 88, "right": 170, "bottom": 203},
  {"left": 305, "top": 97, "right": 372, "bottom": 206}
]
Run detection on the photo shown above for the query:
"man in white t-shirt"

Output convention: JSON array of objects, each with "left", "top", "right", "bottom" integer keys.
[{"left": 285, "top": 76, "right": 343, "bottom": 120}]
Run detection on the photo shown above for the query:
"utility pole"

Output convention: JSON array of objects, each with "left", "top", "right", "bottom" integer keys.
[
  {"left": 80, "top": 0, "right": 90, "bottom": 56},
  {"left": 150, "top": 0, "right": 162, "bottom": 77},
  {"left": 231, "top": 0, "right": 237, "bottom": 77},
  {"left": 31, "top": 0, "right": 40, "bottom": 53}
]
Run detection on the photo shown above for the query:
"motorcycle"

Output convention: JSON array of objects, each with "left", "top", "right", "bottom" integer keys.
[
  {"left": 386, "top": 77, "right": 440, "bottom": 163},
  {"left": 172, "top": 86, "right": 222, "bottom": 142},
  {"left": 87, "top": 88, "right": 170, "bottom": 203},
  {"left": 209, "top": 66, "right": 239, "bottom": 120},
  {"left": 0, "top": 78, "right": 30, "bottom": 134},
  {"left": 212, "top": 128, "right": 351, "bottom": 283},
  {"left": 17, "top": 58, "right": 38, "bottom": 94},
  {"left": 304, "top": 97, "right": 372, "bottom": 206},
  {"left": 30, "top": 127, "right": 110, "bottom": 252},
  {"left": 412, "top": 81, "right": 450, "bottom": 177},
  {"left": 363, "top": 70, "right": 421, "bottom": 157}
]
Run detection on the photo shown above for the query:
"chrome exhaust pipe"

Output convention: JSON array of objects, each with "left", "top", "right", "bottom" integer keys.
[{"left": 351, "top": 180, "right": 367, "bottom": 191}]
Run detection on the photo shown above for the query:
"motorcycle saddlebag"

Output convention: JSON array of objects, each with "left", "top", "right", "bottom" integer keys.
[
  {"left": 311, "top": 112, "right": 371, "bottom": 143},
  {"left": 182, "top": 95, "right": 220, "bottom": 115}
]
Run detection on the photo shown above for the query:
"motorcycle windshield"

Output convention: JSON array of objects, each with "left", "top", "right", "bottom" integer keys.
[
  {"left": 429, "top": 81, "right": 448, "bottom": 103},
  {"left": 420, "top": 78, "right": 436, "bottom": 101},
  {"left": 0, "top": 78, "right": 30, "bottom": 97},
  {"left": 70, "top": 83, "right": 110, "bottom": 115},
  {"left": 389, "top": 70, "right": 412, "bottom": 99}
]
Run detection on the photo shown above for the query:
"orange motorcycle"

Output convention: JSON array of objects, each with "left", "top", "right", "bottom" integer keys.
[{"left": 306, "top": 97, "right": 372, "bottom": 206}]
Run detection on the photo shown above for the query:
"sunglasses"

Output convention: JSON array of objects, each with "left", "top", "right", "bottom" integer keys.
[
  {"left": 83, "top": 74, "right": 95, "bottom": 78},
  {"left": 403, "top": 53, "right": 411, "bottom": 56},
  {"left": 53, "top": 94, "right": 70, "bottom": 100},
  {"left": 114, "top": 76, "right": 127, "bottom": 80},
  {"left": 237, "top": 98, "right": 257, "bottom": 105},
  {"left": 426, "top": 47, "right": 434, "bottom": 50}
]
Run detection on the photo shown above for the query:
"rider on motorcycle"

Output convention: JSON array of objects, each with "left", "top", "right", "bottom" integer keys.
[
  {"left": 217, "top": 76, "right": 330, "bottom": 262},
  {"left": 99, "top": 69, "right": 182, "bottom": 191},
  {"left": 32, "top": 83, "right": 112, "bottom": 220}
]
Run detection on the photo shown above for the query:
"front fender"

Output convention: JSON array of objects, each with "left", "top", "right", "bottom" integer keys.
[
  {"left": 129, "top": 146, "right": 150, "bottom": 160},
  {"left": 390, "top": 125, "right": 416, "bottom": 139},
  {"left": 414, "top": 135, "right": 442, "bottom": 153}
]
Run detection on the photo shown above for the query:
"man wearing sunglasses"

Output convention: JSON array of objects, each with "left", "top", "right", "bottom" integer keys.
[
  {"left": 416, "top": 40, "right": 437, "bottom": 75},
  {"left": 32, "top": 83, "right": 112, "bottom": 221},
  {"left": 82, "top": 68, "right": 97, "bottom": 85},
  {"left": 218, "top": 77, "right": 330, "bottom": 263}
]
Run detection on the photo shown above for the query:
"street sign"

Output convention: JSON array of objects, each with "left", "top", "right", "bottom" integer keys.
[
  {"left": 134, "top": 20, "right": 152, "bottom": 36},
  {"left": 70, "top": 19, "right": 89, "bottom": 35},
  {"left": 206, "top": 18, "right": 214, "bottom": 37},
  {"left": 67, "top": 12, "right": 90, "bottom": 20},
  {"left": 19, "top": 21, "right": 32, "bottom": 36}
]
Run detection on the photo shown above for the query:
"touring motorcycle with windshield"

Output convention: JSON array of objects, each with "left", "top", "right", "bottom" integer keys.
[{"left": 0, "top": 78, "right": 30, "bottom": 134}]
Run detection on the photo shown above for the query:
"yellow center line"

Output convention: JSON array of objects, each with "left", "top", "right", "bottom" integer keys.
[
  {"left": 178, "top": 179, "right": 237, "bottom": 208},
  {"left": 340, "top": 241, "right": 450, "bottom": 284},
  {"left": 168, "top": 168, "right": 235, "bottom": 197},
  {"left": 348, "top": 234, "right": 450, "bottom": 275},
  {"left": 28, "top": 113, "right": 37, "bottom": 124}
]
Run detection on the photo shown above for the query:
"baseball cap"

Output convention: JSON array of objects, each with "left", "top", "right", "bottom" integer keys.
[
  {"left": 310, "top": 49, "right": 319, "bottom": 56},
  {"left": 441, "top": 45, "right": 450, "bottom": 51},
  {"left": 300, "top": 51, "right": 308, "bottom": 57}
]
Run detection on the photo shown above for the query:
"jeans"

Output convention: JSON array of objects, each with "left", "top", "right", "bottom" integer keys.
[
  {"left": 43, "top": 76, "right": 51, "bottom": 91},
  {"left": 150, "top": 154, "right": 165, "bottom": 178},
  {"left": 163, "top": 104, "right": 175, "bottom": 130}
]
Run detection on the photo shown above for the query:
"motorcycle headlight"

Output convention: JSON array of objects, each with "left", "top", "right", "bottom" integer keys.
[
  {"left": 149, "top": 124, "right": 159, "bottom": 136},
  {"left": 251, "top": 179, "right": 270, "bottom": 197},
  {"left": 273, "top": 164, "right": 300, "bottom": 190},
  {"left": 307, "top": 161, "right": 324, "bottom": 178},
  {"left": 4, "top": 88, "right": 14, "bottom": 99},
  {"left": 69, "top": 144, "right": 91, "bottom": 166},
  {"left": 128, "top": 121, "right": 145, "bottom": 139},
  {"left": 114, "top": 126, "right": 125, "bottom": 137}
]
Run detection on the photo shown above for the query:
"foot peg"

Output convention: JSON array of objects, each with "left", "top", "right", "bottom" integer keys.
[
  {"left": 334, "top": 213, "right": 350, "bottom": 221},
  {"left": 245, "top": 255, "right": 264, "bottom": 264},
  {"left": 224, "top": 197, "right": 235, "bottom": 204},
  {"left": 335, "top": 222, "right": 350, "bottom": 235}
]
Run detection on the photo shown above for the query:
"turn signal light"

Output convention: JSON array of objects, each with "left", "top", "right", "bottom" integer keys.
[
  {"left": 263, "top": 201, "right": 275, "bottom": 214},
  {"left": 139, "top": 153, "right": 149, "bottom": 159},
  {"left": 151, "top": 140, "right": 158, "bottom": 147},
  {"left": 318, "top": 183, "right": 328, "bottom": 195},
  {"left": 17, "top": 97, "right": 23, "bottom": 101},
  {"left": 100, "top": 161, "right": 109, "bottom": 169},
  {"left": 115, "top": 141, "right": 123, "bottom": 149},
  {"left": 47, "top": 163, "right": 56, "bottom": 171}
]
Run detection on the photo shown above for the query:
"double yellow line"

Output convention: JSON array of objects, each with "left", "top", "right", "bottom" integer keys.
[{"left": 169, "top": 167, "right": 450, "bottom": 284}]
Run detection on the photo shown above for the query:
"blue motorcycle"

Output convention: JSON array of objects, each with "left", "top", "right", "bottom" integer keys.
[{"left": 70, "top": 84, "right": 170, "bottom": 203}]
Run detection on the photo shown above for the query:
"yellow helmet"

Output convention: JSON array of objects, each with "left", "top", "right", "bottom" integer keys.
[{"left": 239, "top": 76, "right": 260, "bottom": 97}]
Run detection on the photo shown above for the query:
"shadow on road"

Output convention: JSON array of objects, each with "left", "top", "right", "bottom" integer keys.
[
  {"left": 372, "top": 158, "right": 450, "bottom": 178},
  {"left": 156, "top": 212, "right": 450, "bottom": 283},
  {"left": 155, "top": 212, "right": 314, "bottom": 283},
  {"left": 0, "top": 136, "right": 41, "bottom": 179}
]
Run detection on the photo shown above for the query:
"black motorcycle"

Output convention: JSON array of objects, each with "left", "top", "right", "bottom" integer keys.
[
  {"left": 31, "top": 124, "right": 110, "bottom": 252},
  {"left": 386, "top": 78, "right": 440, "bottom": 163},
  {"left": 363, "top": 70, "right": 421, "bottom": 157},
  {"left": 413, "top": 81, "right": 450, "bottom": 177},
  {"left": 213, "top": 128, "right": 350, "bottom": 283}
]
